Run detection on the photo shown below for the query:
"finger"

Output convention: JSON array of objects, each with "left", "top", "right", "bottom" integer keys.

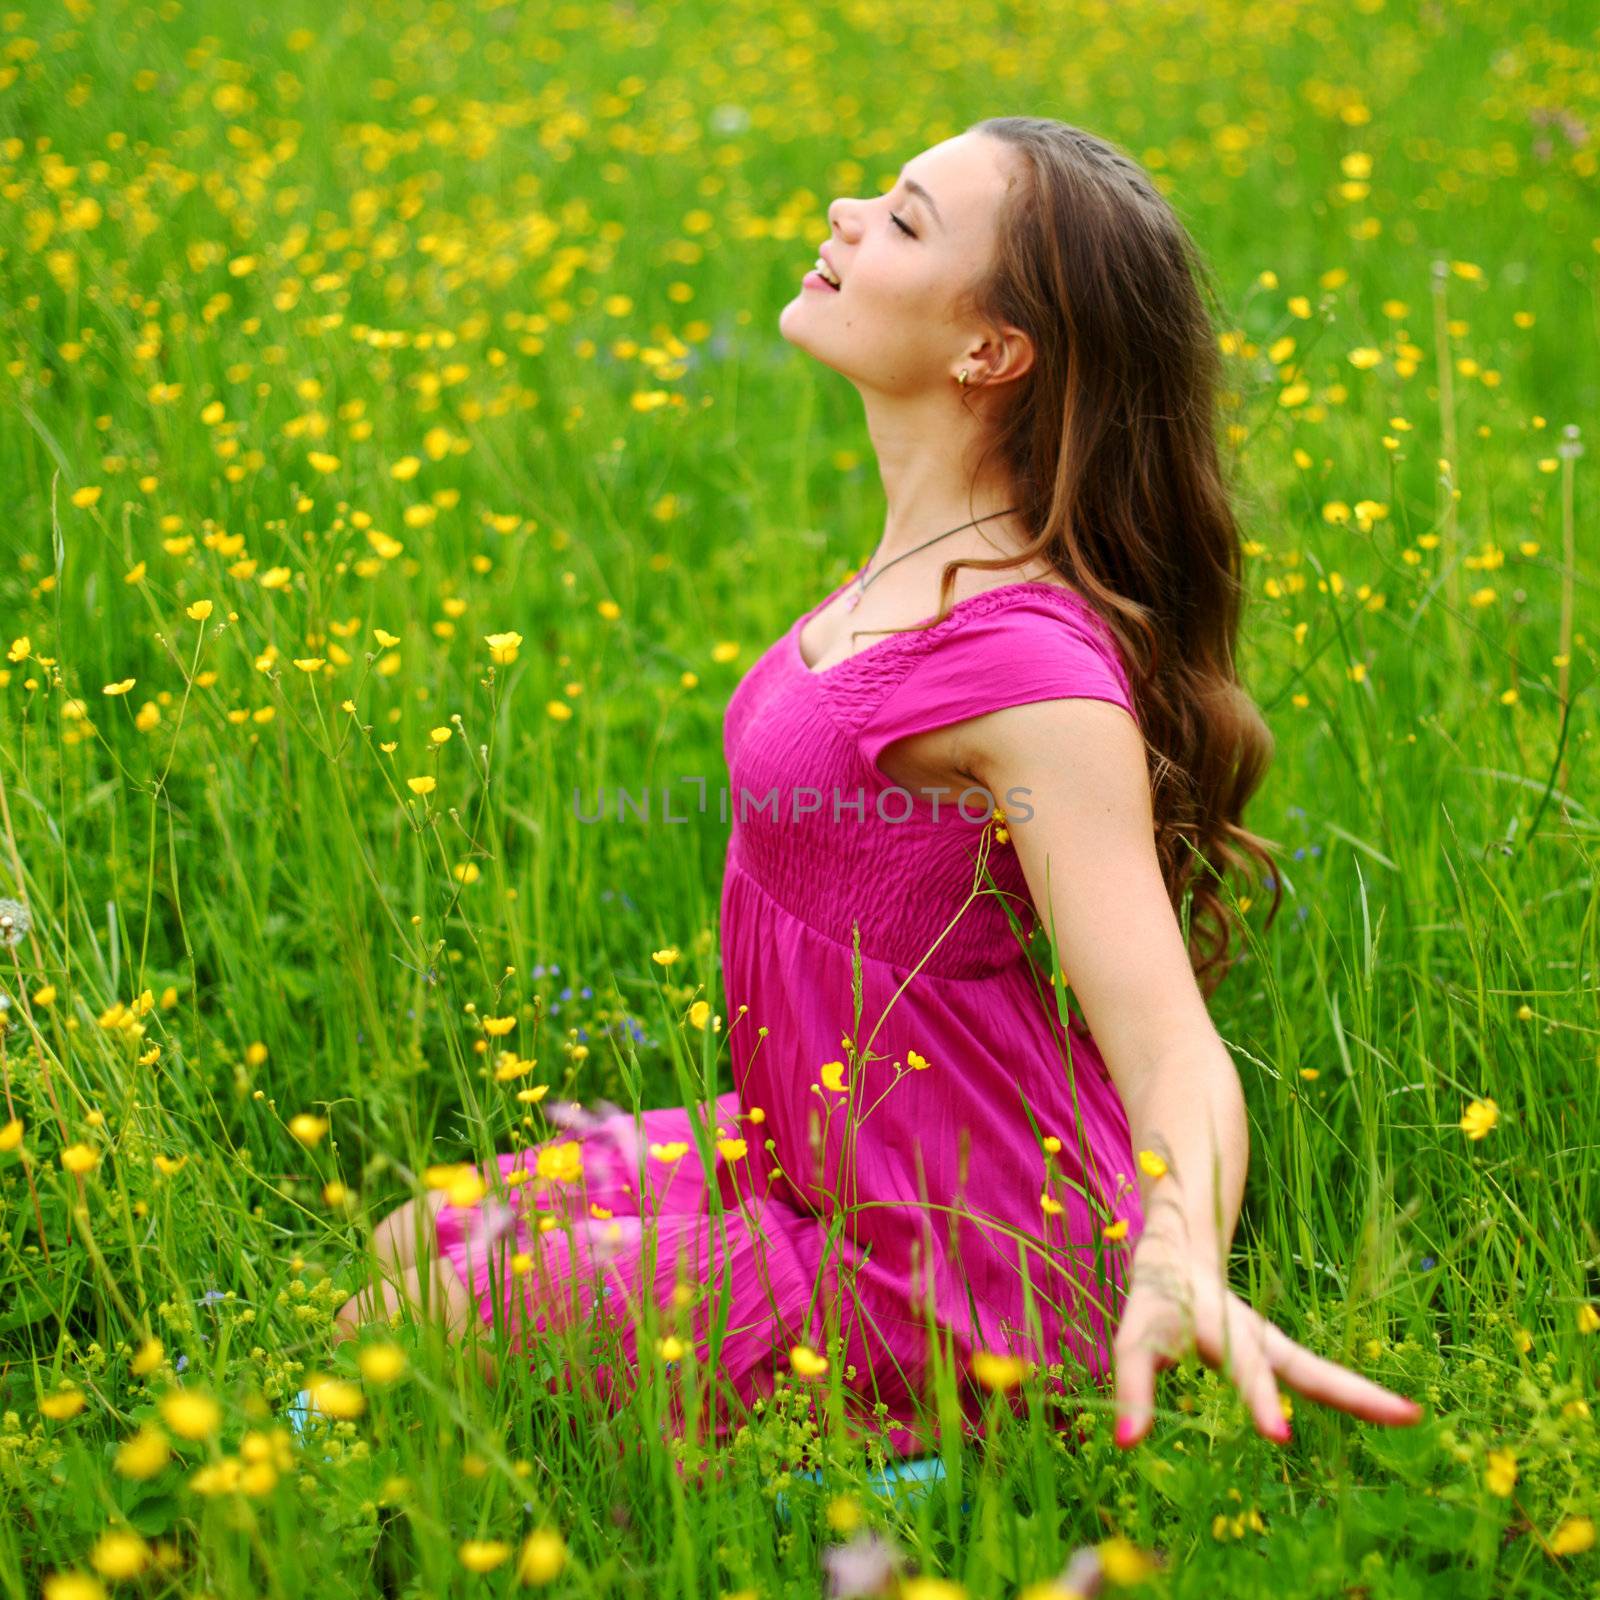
[
  {"left": 1220, "top": 1299, "right": 1289, "bottom": 1441},
  {"left": 1259, "top": 1322, "right": 1426, "bottom": 1427},
  {"left": 1113, "top": 1296, "right": 1188, "bottom": 1448},
  {"left": 1112, "top": 1319, "right": 1159, "bottom": 1448}
]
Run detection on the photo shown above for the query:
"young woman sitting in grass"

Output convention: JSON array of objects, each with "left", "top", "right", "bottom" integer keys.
[{"left": 332, "top": 115, "right": 1424, "bottom": 1465}]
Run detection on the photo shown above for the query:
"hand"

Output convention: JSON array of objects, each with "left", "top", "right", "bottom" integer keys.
[{"left": 1112, "top": 1229, "right": 1426, "bottom": 1447}]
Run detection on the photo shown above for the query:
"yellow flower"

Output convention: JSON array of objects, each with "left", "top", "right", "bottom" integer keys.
[
  {"left": 42, "top": 1575, "right": 106, "bottom": 1600},
  {"left": 1040, "top": 1191, "right": 1064, "bottom": 1216},
  {"left": 1460, "top": 1098, "right": 1499, "bottom": 1139},
  {"left": 390, "top": 455, "right": 421, "bottom": 481},
  {"left": 900, "top": 1580, "right": 964, "bottom": 1600},
  {"left": 819, "top": 1060, "right": 847, "bottom": 1093},
  {"left": 0, "top": 1118, "right": 22, "bottom": 1152},
  {"left": 971, "top": 1350, "right": 1031, "bottom": 1391},
  {"left": 651, "top": 946, "right": 679, "bottom": 966},
  {"left": 114, "top": 1424, "right": 170, "bottom": 1479},
  {"left": 1102, "top": 1217, "right": 1130, "bottom": 1241},
  {"left": 7, "top": 636, "right": 31, "bottom": 662},
  {"left": 649, "top": 1141, "right": 688, "bottom": 1162},
  {"left": 60, "top": 1143, "right": 99, "bottom": 1174},
  {"left": 71, "top": 485, "right": 103, "bottom": 509},
  {"left": 1484, "top": 1446, "right": 1518, "bottom": 1497},
  {"left": 535, "top": 1141, "right": 583, "bottom": 1185},
  {"left": 288, "top": 1113, "right": 329, "bottom": 1146},
  {"left": 1550, "top": 1516, "right": 1595, "bottom": 1556},
  {"left": 185, "top": 600, "right": 213, "bottom": 621},
  {"left": 687, "top": 999, "right": 710, "bottom": 1030},
  {"left": 103, "top": 678, "right": 135, "bottom": 695},
  {"left": 39, "top": 1388, "right": 87, "bottom": 1420},
  {"left": 457, "top": 1540, "right": 511, "bottom": 1573},
  {"left": 306, "top": 1375, "right": 365, "bottom": 1420},
  {"left": 447, "top": 1169, "right": 487, "bottom": 1208},
  {"left": 130, "top": 1338, "right": 164, "bottom": 1376},
  {"left": 293, "top": 657, "right": 326, "bottom": 673},
  {"left": 789, "top": 1342, "right": 829, "bottom": 1378},
  {"left": 716, "top": 1137, "right": 747, "bottom": 1162},
  {"left": 482, "top": 1014, "right": 517, "bottom": 1036},
  {"left": 358, "top": 1342, "right": 409, "bottom": 1384},
  {"left": 485, "top": 630, "right": 522, "bottom": 664},
  {"left": 517, "top": 1528, "right": 568, "bottom": 1586},
  {"left": 374, "top": 628, "right": 401, "bottom": 648},
  {"left": 406, "top": 775, "right": 436, "bottom": 796},
  {"left": 658, "top": 1335, "right": 686, "bottom": 1361},
  {"left": 1578, "top": 1304, "right": 1600, "bottom": 1335},
  {"left": 1097, "top": 1535, "right": 1157, "bottom": 1584},
  {"left": 1137, "top": 1149, "right": 1169, "bottom": 1179},
  {"left": 546, "top": 700, "right": 573, "bottom": 721},
  {"left": 306, "top": 451, "right": 341, "bottom": 474},
  {"left": 89, "top": 1531, "right": 150, "bottom": 1579},
  {"left": 33, "top": 984, "right": 56, "bottom": 1006},
  {"left": 160, "top": 1389, "right": 221, "bottom": 1441},
  {"left": 906, "top": 1048, "right": 931, "bottom": 1070}
]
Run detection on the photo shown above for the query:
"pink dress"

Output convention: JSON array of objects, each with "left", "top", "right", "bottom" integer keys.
[{"left": 433, "top": 577, "right": 1146, "bottom": 1458}]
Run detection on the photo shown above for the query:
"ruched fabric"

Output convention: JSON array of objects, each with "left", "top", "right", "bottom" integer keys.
[{"left": 435, "top": 578, "right": 1147, "bottom": 1458}]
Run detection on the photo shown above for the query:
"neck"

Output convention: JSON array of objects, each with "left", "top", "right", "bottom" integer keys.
[{"left": 862, "top": 399, "right": 1028, "bottom": 568}]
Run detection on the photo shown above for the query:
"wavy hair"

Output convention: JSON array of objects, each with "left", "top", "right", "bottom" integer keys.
[{"left": 859, "top": 117, "right": 1284, "bottom": 999}]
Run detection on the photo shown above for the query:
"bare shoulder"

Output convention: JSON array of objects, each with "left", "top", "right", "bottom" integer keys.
[{"left": 966, "top": 696, "right": 1149, "bottom": 827}]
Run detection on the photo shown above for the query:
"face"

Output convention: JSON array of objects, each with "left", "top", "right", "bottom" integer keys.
[{"left": 779, "top": 130, "right": 1031, "bottom": 396}]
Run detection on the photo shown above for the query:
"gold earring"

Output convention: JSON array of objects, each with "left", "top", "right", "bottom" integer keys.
[{"left": 958, "top": 369, "right": 969, "bottom": 386}]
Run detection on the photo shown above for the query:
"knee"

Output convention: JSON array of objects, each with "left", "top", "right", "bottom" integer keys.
[
  {"left": 372, "top": 1192, "right": 447, "bottom": 1273},
  {"left": 332, "top": 1290, "right": 366, "bottom": 1343}
]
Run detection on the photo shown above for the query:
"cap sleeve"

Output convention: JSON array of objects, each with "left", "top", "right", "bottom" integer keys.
[{"left": 857, "top": 592, "right": 1139, "bottom": 781}]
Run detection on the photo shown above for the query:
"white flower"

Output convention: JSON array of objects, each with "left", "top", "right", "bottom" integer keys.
[{"left": 0, "top": 898, "right": 30, "bottom": 949}]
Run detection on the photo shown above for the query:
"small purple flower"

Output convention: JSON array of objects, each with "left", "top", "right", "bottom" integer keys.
[
  {"left": 580, "top": 985, "right": 592, "bottom": 1000},
  {"left": 821, "top": 1531, "right": 904, "bottom": 1598},
  {"left": 559, "top": 986, "right": 573, "bottom": 1001},
  {"left": 1420, "top": 1255, "right": 1437, "bottom": 1270},
  {"left": 198, "top": 1289, "right": 227, "bottom": 1306},
  {"left": 175, "top": 1353, "right": 189, "bottom": 1374}
]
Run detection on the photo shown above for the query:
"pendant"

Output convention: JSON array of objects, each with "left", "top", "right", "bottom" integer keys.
[{"left": 843, "top": 573, "right": 867, "bottom": 612}]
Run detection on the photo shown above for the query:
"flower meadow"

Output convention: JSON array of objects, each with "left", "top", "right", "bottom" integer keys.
[{"left": 1, "top": 0, "right": 1598, "bottom": 1595}]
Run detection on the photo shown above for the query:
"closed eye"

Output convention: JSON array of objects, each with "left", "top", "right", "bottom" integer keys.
[{"left": 891, "top": 212, "right": 916, "bottom": 238}]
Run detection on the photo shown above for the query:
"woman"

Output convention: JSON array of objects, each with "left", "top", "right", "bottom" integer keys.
[{"left": 333, "top": 117, "right": 1423, "bottom": 1457}]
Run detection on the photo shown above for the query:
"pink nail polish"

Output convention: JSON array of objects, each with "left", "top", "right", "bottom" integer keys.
[{"left": 1113, "top": 1417, "right": 1135, "bottom": 1448}]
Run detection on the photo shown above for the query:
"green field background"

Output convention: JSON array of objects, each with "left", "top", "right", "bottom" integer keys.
[{"left": 0, "top": 0, "right": 1597, "bottom": 1595}]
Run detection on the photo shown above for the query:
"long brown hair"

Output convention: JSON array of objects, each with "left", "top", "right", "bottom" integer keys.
[{"left": 861, "top": 117, "right": 1284, "bottom": 1000}]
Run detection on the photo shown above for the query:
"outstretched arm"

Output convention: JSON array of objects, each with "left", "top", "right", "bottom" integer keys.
[{"left": 965, "top": 694, "right": 1423, "bottom": 1445}]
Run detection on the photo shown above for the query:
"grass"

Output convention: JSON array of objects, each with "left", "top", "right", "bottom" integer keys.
[{"left": 0, "top": 0, "right": 1597, "bottom": 1594}]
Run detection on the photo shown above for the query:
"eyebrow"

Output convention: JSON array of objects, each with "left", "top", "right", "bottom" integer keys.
[{"left": 897, "top": 165, "right": 943, "bottom": 229}]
